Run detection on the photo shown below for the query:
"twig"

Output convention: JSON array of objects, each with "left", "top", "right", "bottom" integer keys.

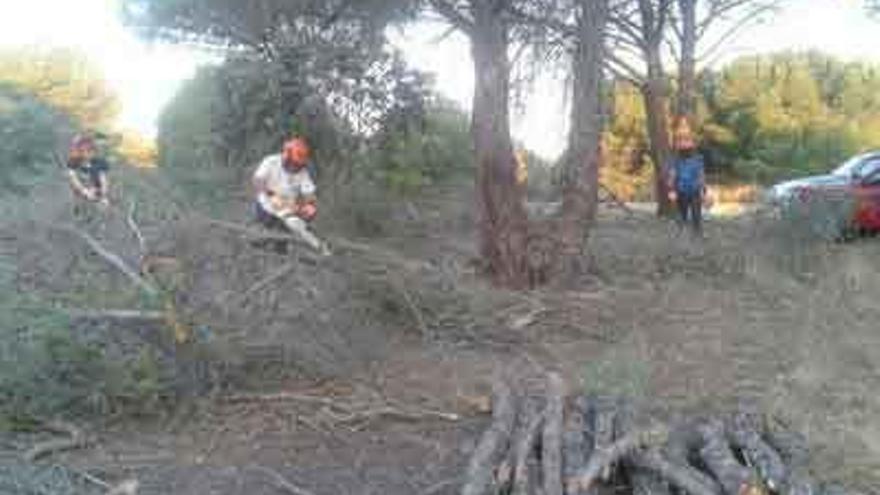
[
  {"left": 24, "top": 420, "right": 91, "bottom": 462},
  {"left": 127, "top": 200, "right": 147, "bottom": 255},
  {"left": 421, "top": 477, "right": 462, "bottom": 495},
  {"left": 599, "top": 182, "right": 636, "bottom": 217},
  {"left": 225, "top": 261, "right": 299, "bottom": 306},
  {"left": 247, "top": 465, "right": 316, "bottom": 495},
  {"left": 53, "top": 225, "right": 157, "bottom": 296},
  {"left": 63, "top": 308, "right": 165, "bottom": 320}
]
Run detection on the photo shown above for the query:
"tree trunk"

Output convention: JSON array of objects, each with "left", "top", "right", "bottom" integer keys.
[
  {"left": 470, "top": 1, "right": 529, "bottom": 288},
  {"left": 556, "top": 0, "right": 607, "bottom": 283},
  {"left": 676, "top": 0, "right": 697, "bottom": 118},
  {"left": 642, "top": 53, "right": 673, "bottom": 216}
]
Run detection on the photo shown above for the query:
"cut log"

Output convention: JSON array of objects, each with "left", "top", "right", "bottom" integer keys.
[
  {"left": 543, "top": 373, "right": 565, "bottom": 495},
  {"left": 588, "top": 395, "right": 618, "bottom": 481},
  {"left": 615, "top": 399, "right": 671, "bottom": 495},
  {"left": 512, "top": 404, "right": 544, "bottom": 495},
  {"left": 461, "top": 377, "right": 518, "bottom": 495},
  {"left": 697, "top": 420, "right": 764, "bottom": 495},
  {"left": 563, "top": 396, "right": 591, "bottom": 495},
  {"left": 726, "top": 412, "right": 787, "bottom": 492},
  {"left": 571, "top": 425, "right": 669, "bottom": 492},
  {"left": 630, "top": 449, "right": 722, "bottom": 495}
]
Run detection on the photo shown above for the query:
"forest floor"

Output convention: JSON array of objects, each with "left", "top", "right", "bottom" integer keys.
[{"left": 4, "top": 201, "right": 880, "bottom": 495}]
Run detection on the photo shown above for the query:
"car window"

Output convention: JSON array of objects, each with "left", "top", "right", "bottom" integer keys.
[
  {"left": 857, "top": 158, "right": 880, "bottom": 179},
  {"left": 865, "top": 170, "right": 880, "bottom": 186}
]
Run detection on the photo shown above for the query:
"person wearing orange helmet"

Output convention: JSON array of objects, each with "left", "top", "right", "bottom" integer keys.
[
  {"left": 67, "top": 134, "right": 110, "bottom": 208},
  {"left": 252, "top": 137, "right": 330, "bottom": 255},
  {"left": 667, "top": 117, "right": 706, "bottom": 235}
]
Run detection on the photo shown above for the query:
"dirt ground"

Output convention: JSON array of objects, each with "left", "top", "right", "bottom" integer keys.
[{"left": 7, "top": 203, "right": 880, "bottom": 494}]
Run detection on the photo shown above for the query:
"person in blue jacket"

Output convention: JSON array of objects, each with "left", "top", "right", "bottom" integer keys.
[{"left": 667, "top": 120, "right": 705, "bottom": 235}]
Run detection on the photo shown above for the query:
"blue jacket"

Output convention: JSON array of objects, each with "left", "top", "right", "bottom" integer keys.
[{"left": 671, "top": 153, "right": 704, "bottom": 194}]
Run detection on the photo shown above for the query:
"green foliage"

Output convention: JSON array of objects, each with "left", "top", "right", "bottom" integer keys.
[
  {"left": 606, "top": 52, "right": 880, "bottom": 188},
  {"left": 0, "top": 84, "right": 71, "bottom": 193},
  {"left": 0, "top": 289, "right": 168, "bottom": 423},
  {"left": 367, "top": 100, "right": 473, "bottom": 194},
  {"left": 707, "top": 52, "right": 880, "bottom": 181}
]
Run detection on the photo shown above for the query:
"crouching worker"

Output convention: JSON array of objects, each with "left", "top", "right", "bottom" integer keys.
[
  {"left": 67, "top": 134, "right": 110, "bottom": 208},
  {"left": 253, "top": 137, "right": 331, "bottom": 256}
]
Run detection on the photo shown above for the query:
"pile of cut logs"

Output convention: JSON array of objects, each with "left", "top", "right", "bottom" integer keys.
[{"left": 461, "top": 373, "right": 844, "bottom": 495}]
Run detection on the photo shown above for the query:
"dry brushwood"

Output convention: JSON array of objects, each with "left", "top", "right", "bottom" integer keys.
[
  {"left": 53, "top": 224, "right": 157, "bottom": 296},
  {"left": 24, "top": 420, "right": 91, "bottom": 462},
  {"left": 461, "top": 377, "right": 518, "bottom": 495}
]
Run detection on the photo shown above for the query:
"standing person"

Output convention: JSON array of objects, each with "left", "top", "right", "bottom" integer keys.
[
  {"left": 67, "top": 134, "right": 110, "bottom": 208},
  {"left": 667, "top": 119, "right": 705, "bottom": 235},
  {"left": 252, "top": 137, "right": 331, "bottom": 256}
]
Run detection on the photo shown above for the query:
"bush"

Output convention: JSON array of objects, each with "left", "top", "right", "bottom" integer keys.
[
  {"left": 0, "top": 84, "right": 71, "bottom": 194},
  {"left": 0, "top": 294, "right": 169, "bottom": 425}
]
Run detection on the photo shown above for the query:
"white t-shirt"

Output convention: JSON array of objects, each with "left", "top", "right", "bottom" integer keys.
[{"left": 254, "top": 154, "right": 316, "bottom": 214}]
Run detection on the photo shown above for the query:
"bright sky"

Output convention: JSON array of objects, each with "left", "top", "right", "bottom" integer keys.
[{"left": 0, "top": 0, "right": 878, "bottom": 157}]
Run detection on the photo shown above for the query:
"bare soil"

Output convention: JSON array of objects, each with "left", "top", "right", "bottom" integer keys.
[{"left": 8, "top": 204, "right": 880, "bottom": 494}]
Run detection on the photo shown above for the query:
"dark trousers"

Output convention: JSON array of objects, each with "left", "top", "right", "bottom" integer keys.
[{"left": 676, "top": 190, "right": 702, "bottom": 234}]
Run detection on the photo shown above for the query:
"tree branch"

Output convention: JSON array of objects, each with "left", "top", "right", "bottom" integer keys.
[{"left": 429, "top": 0, "right": 475, "bottom": 34}]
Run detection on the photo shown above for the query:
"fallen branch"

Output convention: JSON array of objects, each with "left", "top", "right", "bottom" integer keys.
[
  {"left": 222, "top": 392, "right": 459, "bottom": 423},
  {"left": 599, "top": 183, "right": 635, "bottom": 217},
  {"left": 461, "top": 376, "right": 518, "bottom": 495},
  {"left": 54, "top": 225, "right": 157, "bottom": 296},
  {"left": 24, "top": 420, "right": 91, "bottom": 462}
]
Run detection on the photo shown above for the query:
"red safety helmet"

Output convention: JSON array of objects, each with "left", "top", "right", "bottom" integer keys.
[{"left": 283, "top": 138, "right": 310, "bottom": 170}]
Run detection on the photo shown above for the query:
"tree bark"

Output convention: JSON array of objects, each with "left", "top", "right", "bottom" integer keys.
[
  {"left": 676, "top": 0, "right": 698, "bottom": 118},
  {"left": 556, "top": 0, "right": 607, "bottom": 283},
  {"left": 470, "top": 0, "right": 530, "bottom": 289},
  {"left": 642, "top": 63, "right": 673, "bottom": 216}
]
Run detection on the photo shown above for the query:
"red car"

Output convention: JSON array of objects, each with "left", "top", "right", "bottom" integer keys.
[{"left": 770, "top": 152, "right": 880, "bottom": 235}]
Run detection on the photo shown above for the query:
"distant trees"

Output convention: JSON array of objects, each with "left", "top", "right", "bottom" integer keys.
[
  {"left": 602, "top": 51, "right": 880, "bottom": 197},
  {"left": 0, "top": 48, "right": 119, "bottom": 133}
]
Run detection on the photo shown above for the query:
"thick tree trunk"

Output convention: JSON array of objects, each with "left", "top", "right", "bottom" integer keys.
[
  {"left": 556, "top": 0, "right": 607, "bottom": 283},
  {"left": 642, "top": 56, "right": 673, "bottom": 216},
  {"left": 676, "top": 0, "right": 697, "bottom": 118},
  {"left": 470, "top": 1, "right": 529, "bottom": 289}
]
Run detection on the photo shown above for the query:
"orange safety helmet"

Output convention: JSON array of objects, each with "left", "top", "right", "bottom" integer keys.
[{"left": 283, "top": 138, "right": 310, "bottom": 169}]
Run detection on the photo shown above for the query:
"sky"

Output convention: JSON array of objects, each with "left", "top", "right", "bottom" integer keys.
[{"left": 0, "top": 0, "right": 878, "bottom": 158}]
